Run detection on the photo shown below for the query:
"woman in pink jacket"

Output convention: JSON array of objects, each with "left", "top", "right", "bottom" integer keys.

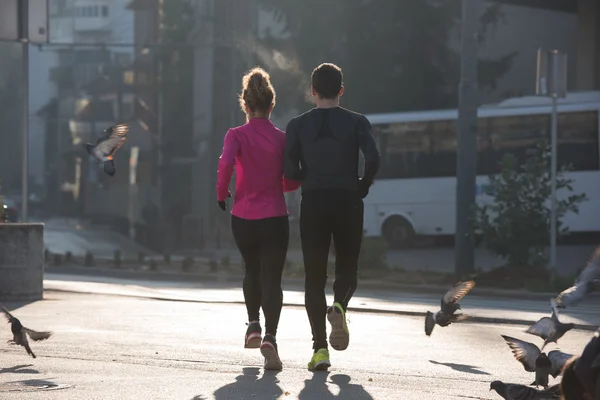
[{"left": 216, "top": 67, "right": 300, "bottom": 371}]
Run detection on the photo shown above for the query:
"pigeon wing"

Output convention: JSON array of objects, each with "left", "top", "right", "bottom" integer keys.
[
  {"left": 23, "top": 328, "right": 52, "bottom": 342},
  {"left": 96, "top": 135, "right": 127, "bottom": 158},
  {"left": 0, "top": 306, "right": 14, "bottom": 322},
  {"left": 441, "top": 281, "right": 476, "bottom": 306},
  {"left": 576, "top": 245, "right": 600, "bottom": 285},
  {"left": 450, "top": 314, "right": 470, "bottom": 323},
  {"left": 547, "top": 350, "right": 573, "bottom": 378},
  {"left": 424, "top": 311, "right": 435, "bottom": 336},
  {"left": 525, "top": 317, "right": 556, "bottom": 341},
  {"left": 501, "top": 335, "right": 540, "bottom": 372},
  {"left": 542, "top": 384, "right": 562, "bottom": 398},
  {"left": 506, "top": 383, "right": 542, "bottom": 400},
  {"left": 555, "top": 285, "right": 587, "bottom": 308}
]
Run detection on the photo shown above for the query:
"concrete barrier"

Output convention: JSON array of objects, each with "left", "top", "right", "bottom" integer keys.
[{"left": 0, "top": 223, "right": 44, "bottom": 301}]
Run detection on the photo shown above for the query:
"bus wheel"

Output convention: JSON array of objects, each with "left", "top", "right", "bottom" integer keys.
[{"left": 383, "top": 216, "right": 415, "bottom": 249}]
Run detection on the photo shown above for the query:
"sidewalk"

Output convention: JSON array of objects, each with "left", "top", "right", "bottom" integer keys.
[
  {"left": 44, "top": 271, "right": 600, "bottom": 330},
  {"left": 41, "top": 217, "right": 597, "bottom": 277}
]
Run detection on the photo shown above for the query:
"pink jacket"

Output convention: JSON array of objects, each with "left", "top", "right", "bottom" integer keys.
[{"left": 216, "top": 118, "right": 301, "bottom": 220}]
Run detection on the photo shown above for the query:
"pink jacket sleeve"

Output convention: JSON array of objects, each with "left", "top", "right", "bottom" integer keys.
[
  {"left": 282, "top": 176, "right": 301, "bottom": 192},
  {"left": 216, "top": 129, "right": 239, "bottom": 202}
]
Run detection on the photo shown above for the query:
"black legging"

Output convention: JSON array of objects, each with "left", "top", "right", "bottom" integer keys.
[
  {"left": 231, "top": 215, "right": 289, "bottom": 337},
  {"left": 300, "top": 189, "right": 364, "bottom": 351}
]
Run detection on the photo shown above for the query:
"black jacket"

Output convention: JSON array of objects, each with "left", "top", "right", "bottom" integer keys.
[{"left": 284, "top": 107, "right": 380, "bottom": 195}]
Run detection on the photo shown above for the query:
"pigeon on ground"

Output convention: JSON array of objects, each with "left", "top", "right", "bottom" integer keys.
[
  {"left": 489, "top": 380, "right": 561, "bottom": 399},
  {"left": 424, "top": 281, "right": 475, "bottom": 336},
  {"left": 84, "top": 124, "right": 129, "bottom": 176},
  {"left": 501, "top": 334, "right": 572, "bottom": 388},
  {"left": 525, "top": 302, "right": 574, "bottom": 350},
  {"left": 554, "top": 245, "right": 600, "bottom": 309},
  {"left": 1, "top": 307, "right": 52, "bottom": 358}
]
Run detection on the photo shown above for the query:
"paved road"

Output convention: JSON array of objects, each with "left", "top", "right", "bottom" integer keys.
[
  {"left": 44, "top": 272, "right": 600, "bottom": 328},
  {"left": 0, "top": 290, "right": 596, "bottom": 400}
]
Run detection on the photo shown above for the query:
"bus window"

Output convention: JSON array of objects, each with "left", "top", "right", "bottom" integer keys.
[
  {"left": 430, "top": 120, "right": 457, "bottom": 177},
  {"left": 427, "top": 119, "right": 492, "bottom": 178},
  {"left": 375, "top": 119, "right": 492, "bottom": 179},
  {"left": 487, "top": 114, "right": 550, "bottom": 173},
  {"left": 374, "top": 121, "right": 430, "bottom": 179},
  {"left": 557, "top": 111, "right": 599, "bottom": 171}
]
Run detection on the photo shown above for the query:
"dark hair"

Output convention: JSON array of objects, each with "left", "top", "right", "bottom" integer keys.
[
  {"left": 561, "top": 356, "right": 589, "bottom": 400},
  {"left": 311, "top": 63, "right": 343, "bottom": 100},
  {"left": 239, "top": 67, "right": 275, "bottom": 117}
]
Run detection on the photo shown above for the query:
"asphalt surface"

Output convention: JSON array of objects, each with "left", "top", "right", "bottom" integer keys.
[
  {"left": 44, "top": 272, "right": 600, "bottom": 328},
  {"left": 0, "top": 274, "right": 597, "bottom": 399},
  {"left": 0, "top": 291, "right": 596, "bottom": 400}
]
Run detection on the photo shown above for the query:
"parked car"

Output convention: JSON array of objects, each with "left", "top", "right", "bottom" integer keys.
[{"left": 2, "top": 198, "right": 18, "bottom": 222}]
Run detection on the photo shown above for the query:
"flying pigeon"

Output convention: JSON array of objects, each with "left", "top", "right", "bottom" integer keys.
[
  {"left": 84, "top": 124, "right": 129, "bottom": 176},
  {"left": 554, "top": 245, "right": 600, "bottom": 309},
  {"left": 1, "top": 307, "right": 52, "bottom": 358},
  {"left": 525, "top": 302, "right": 574, "bottom": 350},
  {"left": 424, "top": 281, "right": 475, "bottom": 336},
  {"left": 500, "top": 334, "right": 572, "bottom": 388},
  {"left": 489, "top": 381, "right": 561, "bottom": 399}
]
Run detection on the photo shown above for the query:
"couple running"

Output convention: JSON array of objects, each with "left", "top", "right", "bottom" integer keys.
[{"left": 216, "top": 62, "right": 380, "bottom": 371}]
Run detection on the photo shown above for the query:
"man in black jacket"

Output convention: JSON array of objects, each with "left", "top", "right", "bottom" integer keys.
[{"left": 284, "top": 63, "right": 380, "bottom": 371}]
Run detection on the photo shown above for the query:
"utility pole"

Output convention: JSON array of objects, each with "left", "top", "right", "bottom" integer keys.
[
  {"left": 20, "top": 1, "right": 30, "bottom": 222},
  {"left": 454, "top": 0, "right": 479, "bottom": 277},
  {"left": 536, "top": 49, "right": 567, "bottom": 272}
]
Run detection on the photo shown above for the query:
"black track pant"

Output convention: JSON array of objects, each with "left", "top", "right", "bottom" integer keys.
[
  {"left": 300, "top": 189, "right": 364, "bottom": 350},
  {"left": 231, "top": 215, "right": 289, "bottom": 337}
]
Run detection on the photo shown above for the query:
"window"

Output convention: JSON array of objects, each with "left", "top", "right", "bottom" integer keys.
[
  {"left": 557, "top": 111, "right": 599, "bottom": 171},
  {"left": 485, "top": 114, "right": 549, "bottom": 174},
  {"left": 374, "top": 110, "right": 599, "bottom": 180},
  {"left": 375, "top": 119, "right": 489, "bottom": 179},
  {"left": 76, "top": 5, "right": 102, "bottom": 17},
  {"left": 375, "top": 121, "right": 430, "bottom": 179}
]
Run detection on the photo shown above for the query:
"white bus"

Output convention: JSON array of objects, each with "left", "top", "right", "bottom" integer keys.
[{"left": 363, "top": 91, "right": 600, "bottom": 249}]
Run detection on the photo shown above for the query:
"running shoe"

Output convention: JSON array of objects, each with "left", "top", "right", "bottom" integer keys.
[
  {"left": 327, "top": 302, "right": 349, "bottom": 351},
  {"left": 244, "top": 321, "right": 262, "bottom": 349},
  {"left": 260, "top": 334, "right": 283, "bottom": 371},
  {"left": 308, "top": 348, "right": 331, "bottom": 371}
]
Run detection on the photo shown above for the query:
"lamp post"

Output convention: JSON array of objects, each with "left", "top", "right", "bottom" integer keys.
[{"left": 535, "top": 48, "right": 568, "bottom": 270}]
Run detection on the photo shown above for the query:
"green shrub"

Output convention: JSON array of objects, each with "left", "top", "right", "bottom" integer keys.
[
  {"left": 359, "top": 236, "right": 389, "bottom": 270},
  {"left": 474, "top": 141, "right": 588, "bottom": 267}
]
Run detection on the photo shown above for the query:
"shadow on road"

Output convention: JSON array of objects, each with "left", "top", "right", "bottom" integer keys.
[
  {"left": 0, "top": 364, "right": 39, "bottom": 374},
  {"left": 429, "top": 360, "right": 491, "bottom": 375},
  {"left": 212, "top": 367, "right": 282, "bottom": 400},
  {"left": 298, "top": 372, "right": 373, "bottom": 399},
  {"left": 298, "top": 372, "right": 335, "bottom": 400},
  {"left": 330, "top": 374, "right": 374, "bottom": 399}
]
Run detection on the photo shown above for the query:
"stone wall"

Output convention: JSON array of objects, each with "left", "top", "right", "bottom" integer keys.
[{"left": 0, "top": 224, "right": 44, "bottom": 301}]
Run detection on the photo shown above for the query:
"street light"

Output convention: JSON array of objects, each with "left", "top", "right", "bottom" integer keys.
[
  {"left": 455, "top": 0, "right": 479, "bottom": 277},
  {"left": 535, "top": 48, "right": 567, "bottom": 271}
]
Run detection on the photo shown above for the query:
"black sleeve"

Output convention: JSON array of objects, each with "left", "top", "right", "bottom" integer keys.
[
  {"left": 357, "top": 116, "right": 380, "bottom": 184},
  {"left": 284, "top": 118, "right": 304, "bottom": 181}
]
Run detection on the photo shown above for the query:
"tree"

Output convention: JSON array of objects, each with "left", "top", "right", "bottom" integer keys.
[
  {"left": 474, "top": 142, "right": 588, "bottom": 267},
  {"left": 256, "top": 0, "right": 515, "bottom": 116}
]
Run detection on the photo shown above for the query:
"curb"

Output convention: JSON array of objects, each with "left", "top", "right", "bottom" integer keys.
[
  {"left": 43, "top": 288, "right": 599, "bottom": 332},
  {"left": 45, "top": 264, "right": 599, "bottom": 302}
]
